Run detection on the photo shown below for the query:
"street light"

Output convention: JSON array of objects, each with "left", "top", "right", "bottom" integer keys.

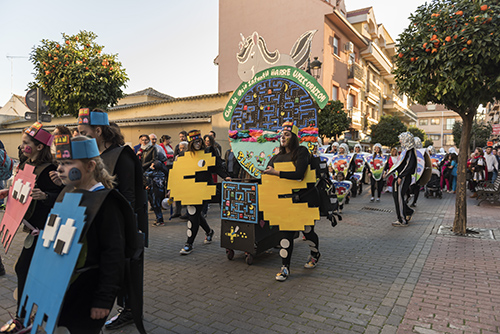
[{"left": 307, "top": 57, "right": 322, "bottom": 80}]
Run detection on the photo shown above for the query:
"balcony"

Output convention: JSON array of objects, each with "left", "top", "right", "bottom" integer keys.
[
  {"left": 383, "top": 93, "right": 417, "bottom": 123},
  {"left": 366, "top": 81, "right": 381, "bottom": 104},
  {"left": 348, "top": 107, "right": 362, "bottom": 130},
  {"left": 348, "top": 63, "right": 364, "bottom": 88}
]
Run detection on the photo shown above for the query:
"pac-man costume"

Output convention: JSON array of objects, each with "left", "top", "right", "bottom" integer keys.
[{"left": 265, "top": 145, "right": 320, "bottom": 279}]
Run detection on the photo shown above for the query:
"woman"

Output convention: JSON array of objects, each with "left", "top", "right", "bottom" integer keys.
[
  {"left": 368, "top": 143, "right": 388, "bottom": 202},
  {"left": 54, "top": 135, "right": 127, "bottom": 334},
  {"left": 263, "top": 122, "right": 320, "bottom": 281},
  {"left": 386, "top": 148, "right": 399, "bottom": 193},
  {"left": 0, "top": 122, "right": 62, "bottom": 333},
  {"left": 469, "top": 147, "right": 487, "bottom": 198},
  {"left": 160, "top": 135, "right": 174, "bottom": 167},
  {"left": 178, "top": 130, "right": 230, "bottom": 255},
  {"left": 76, "top": 109, "right": 147, "bottom": 330},
  {"left": 450, "top": 153, "right": 458, "bottom": 193}
]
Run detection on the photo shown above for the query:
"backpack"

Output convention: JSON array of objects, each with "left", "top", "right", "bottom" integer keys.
[{"left": 0, "top": 149, "right": 13, "bottom": 180}]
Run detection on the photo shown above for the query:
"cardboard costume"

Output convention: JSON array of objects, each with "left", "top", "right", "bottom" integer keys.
[
  {"left": 0, "top": 164, "right": 36, "bottom": 252},
  {"left": 18, "top": 136, "right": 137, "bottom": 334},
  {"left": 366, "top": 154, "right": 388, "bottom": 181},
  {"left": 333, "top": 180, "right": 352, "bottom": 206}
]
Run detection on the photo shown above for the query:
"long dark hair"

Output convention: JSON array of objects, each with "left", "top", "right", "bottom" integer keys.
[
  {"left": 279, "top": 132, "right": 300, "bottom": 161},
  {"left": 187, "top": 139, "right": 206, "bottom": 152},
  {"left": 27, "top": 136, "right": 53, "bottom": 166},
  {"left": 89, "top": 109, "right": 125, "bottom": 146}
]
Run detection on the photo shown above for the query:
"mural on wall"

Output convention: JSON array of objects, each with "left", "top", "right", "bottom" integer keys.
[{"left": 237, "top": 30, "right": 317, "bottom": 82}]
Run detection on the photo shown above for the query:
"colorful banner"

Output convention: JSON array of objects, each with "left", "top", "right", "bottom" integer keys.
[{"left": 224, "top": 66, "right": 328, "bottom": 121}]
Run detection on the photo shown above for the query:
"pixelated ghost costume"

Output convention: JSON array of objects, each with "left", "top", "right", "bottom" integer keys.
[{"left": 9, "top": 123, "right": 62, "bottom": 322}]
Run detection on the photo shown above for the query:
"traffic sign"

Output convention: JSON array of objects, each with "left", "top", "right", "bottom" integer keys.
[
  {"left": 24, "top": 112, "right": 37, "bottom": 121},
  {"left": 25, "top": 88, "right": 50, "bottom": 113},
  {"left": 40, "top": 114, "right": 52, "bottom": 123}
]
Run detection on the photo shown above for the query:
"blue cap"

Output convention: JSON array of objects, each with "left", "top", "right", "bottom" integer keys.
[
  {"left": 78, "top": 108, "right": 109, "bottom": 126},
  {"left": 55, "top": 135, "right": 100, "bottom": 160}
]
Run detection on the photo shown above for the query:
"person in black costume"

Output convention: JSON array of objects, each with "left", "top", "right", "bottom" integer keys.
[
  {"left": 178, "top": 130, "right": 230, "bottom": 255},
  {"left": 263, "top": 122, "right": 320, "bottom": 281},
  {"left": 390, "top": 132, "right": 417, "bottom": 227},
  {"left": 54, "top": 135, "right": 126, "bottom": 334},
  {"left": 406, "top": 137, "right": 424, "bottom": 207},
  {"left": 0, "top": 123, "right": 62, "bottom": 334},
  {"left": 76, "top": 109, "right": 147, "bottom": 332}
]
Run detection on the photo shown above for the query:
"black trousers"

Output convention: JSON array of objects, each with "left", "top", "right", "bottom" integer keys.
[
  {"left": 393, "top": 176, "right": 414, "bottom": 223},
  {"left": 15, "top": 235, "right": 38, "bottom": 316},
  {"left": 370, "top": 177, "right": 384, "bottom": 198},
  {"left": 279, "top": 226, "right": 319, "bottom": 267},
  {"left": 186, "top": 205, "right": 211, "bottom": 245}
]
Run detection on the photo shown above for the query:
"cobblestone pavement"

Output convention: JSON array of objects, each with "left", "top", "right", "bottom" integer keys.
[{"left": 0, "top": 187, "right": 498, "bottom": 333}]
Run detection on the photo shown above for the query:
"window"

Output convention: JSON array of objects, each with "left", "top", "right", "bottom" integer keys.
[
  {"left": 446, "top": 118, "right": 456, "bottom": 130},
  {"left": 347, "top": 94, "right": 355, "bottom": 110},
  {"left": 409, "top": 121, "right": 416, "bottom": 127},
  {"left": 419, "top": 119, "right": 428, "bottom": 126},
  {"left": 429, "top": 134, "right": 441, "bottom": 142},
  {"left": 332, "top": 86, "right": 338, "bottom": 101},
  {"left": 333, "top": 37, "right": 339, "bottom": 56},
  {"left": 431, "top": 118, "right": 440, "bottom": 125},
  {"left": 444, "top": 134, "right": 454, "bottom": 146}
]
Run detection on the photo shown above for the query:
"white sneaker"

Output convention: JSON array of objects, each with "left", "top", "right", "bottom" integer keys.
[
  {"left": 275, "top": 266, "right": 289, "bottom": 281},
  {"left": 376, "top": 198, "right": 380, "bottom": 202},
  {"left": 370, "top": 197, "right": 374, "bottom": 202}
]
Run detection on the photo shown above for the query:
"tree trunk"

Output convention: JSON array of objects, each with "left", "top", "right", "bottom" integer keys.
[{"left": 453, "top": 109, "right": 476, "bottom": 235}]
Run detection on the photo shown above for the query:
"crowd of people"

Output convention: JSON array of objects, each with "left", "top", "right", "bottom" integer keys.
[{"left": 1, "top": 110, "right": 499, "bottom": 332}]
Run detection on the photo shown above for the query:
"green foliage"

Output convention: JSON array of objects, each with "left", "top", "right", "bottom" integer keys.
[
  {"left": 318, "top": 100, "right": 351, "bottom": 140},
  {"left": 29, "top": 31, "right": 128, "bottom": 117},
  {"left": 407, "top": 126, "right": 427, "bottom": 141},
  {"left": 370, "top": 115, "right": 407, "bottom": 147},
  {"left": 424, "top": 138, "right": 434, "bottom": 147},
  {"left": 393, "top": 0, "right": 500, "bottom": 115},
  {"left": 452, "top": 120, "right": 492, "bottom": 150}
]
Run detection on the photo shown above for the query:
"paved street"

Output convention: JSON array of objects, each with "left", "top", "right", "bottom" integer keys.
[{"left": 1, "top": 188, "right": 499, "bottom": 334}]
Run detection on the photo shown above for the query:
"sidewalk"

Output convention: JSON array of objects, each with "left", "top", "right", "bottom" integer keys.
[{"left": 0, "top": 188, "right": 498, "bottom": 333}]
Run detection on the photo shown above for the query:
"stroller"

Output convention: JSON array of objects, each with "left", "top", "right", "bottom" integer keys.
[{"left": 424, "top": 168, "right": 442, "bottom": 198}]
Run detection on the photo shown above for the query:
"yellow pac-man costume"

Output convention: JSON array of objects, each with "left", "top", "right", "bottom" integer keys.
[
  {"left": 168, "top": 150, "right": 216, "bottom": 205},
  {"left": 259, "top": 161, "right": 319, "bottom": 231}
]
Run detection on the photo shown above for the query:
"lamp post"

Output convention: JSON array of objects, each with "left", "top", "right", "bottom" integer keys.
[{"left": 306, "top": 57, "right": 322, "bottom": 80}]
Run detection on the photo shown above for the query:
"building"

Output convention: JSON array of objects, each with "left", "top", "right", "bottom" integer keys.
[
  {"left": 411, "top": 103, "right": 461, "bottom": 151},
  {"left": 0, "top": 88, "right": 231, "bottom": 155},
  {"left": 485, "top": 101, "right": 500, "bottom": 142},
  {"left": 218, "top": 0, "right": 415, "bottom": 144}
]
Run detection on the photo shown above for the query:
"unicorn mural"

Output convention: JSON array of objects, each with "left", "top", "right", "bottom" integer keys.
[{"left": 236, "top": 30, "right": 317, "bottom": 82}]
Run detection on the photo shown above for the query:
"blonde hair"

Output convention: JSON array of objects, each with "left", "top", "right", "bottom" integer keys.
[{"left": 81, "top": 156, "right": 116, "bottom": 189}]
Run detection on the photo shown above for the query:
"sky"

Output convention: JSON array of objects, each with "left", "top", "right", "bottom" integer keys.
[{"left": 0, "top": 0, "right": 427, "bottom": 107}]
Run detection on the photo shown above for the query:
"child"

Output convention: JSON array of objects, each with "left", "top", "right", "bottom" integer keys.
[
  {"left": 333, "top": 172, "right": 352, "bottom": 214},
  {"left": 55, "top": 135, "right": 130, "bottom": 333}
]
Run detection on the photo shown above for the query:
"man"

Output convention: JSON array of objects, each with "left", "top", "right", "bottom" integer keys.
[
  {"left": 174, "top": 131, "right": 188, "bottom": 157},
  {"left": 209, "top": 130, "right": 222, "bottom": 157},
  {"left": 328, "top": 142, "right": 339, "bottom": 155},
  {"left": 484, "top": 146, "right": 498, "bottom": 181},
  {"left": 389, "top": 132, "right": 417, "bottom": 227},
  {"left": 149, "top": 133, "right": 167, "bottom": 163}
]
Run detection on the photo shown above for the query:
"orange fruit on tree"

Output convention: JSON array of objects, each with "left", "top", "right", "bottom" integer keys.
[
  {"left": 445, "top": 36, "right": 451, "bottom": 42},
  {"left": 467, "top": 40, "right": 472, "bottom": 45},
  {"left": 455, "top": 10, "right": 463, "bottom": 15},
  {"left": 481, "top": 5, "right": 488, "bottom": 10},
  {"left": 398, "top": 52, "right": 404, "bottom": 58}
]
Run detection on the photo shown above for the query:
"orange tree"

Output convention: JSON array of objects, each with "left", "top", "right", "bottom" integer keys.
[
  {"left": 393, "top": 0, "right": 500, "bottom": 234},
  {"left": 318, "top": 100, "right": 351, "bottom": 141},
  {"left": 29, "top": 31, "right": 128, "bottom": 117}
]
